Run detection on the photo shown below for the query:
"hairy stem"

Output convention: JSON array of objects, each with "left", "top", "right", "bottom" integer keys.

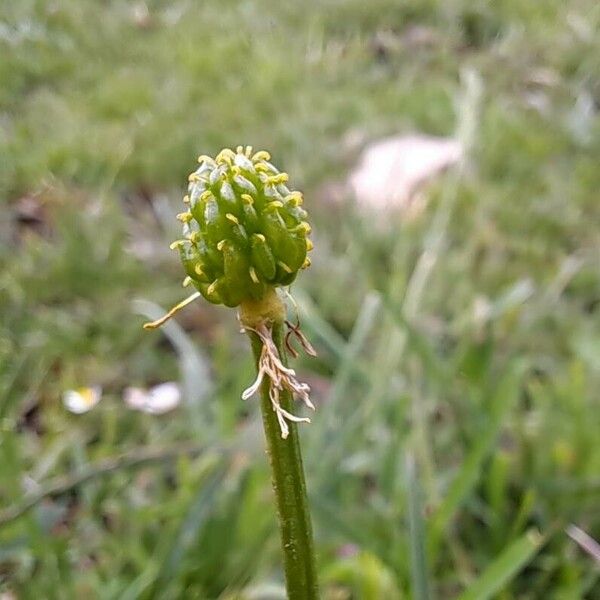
[{"left": 248, "top": 320, "right": 319, "bottom": 599}]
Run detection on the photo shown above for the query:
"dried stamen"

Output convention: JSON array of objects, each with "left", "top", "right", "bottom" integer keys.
[
  {"left": 143, "top": 291, "right": 201, "bottom": 330},
  {"left": 241, "top": 322, "right": 315, "bottom": 438},
  {"left": 285, "top": 319, "right": 317, "bottom": 359}
]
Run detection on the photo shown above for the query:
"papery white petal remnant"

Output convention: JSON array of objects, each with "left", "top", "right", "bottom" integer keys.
[
  {"left": 63, "top": 386, "right": 102, "bottom": 414},
  {"left": 241, "top": 323, "right": 315, "bottom": 439}
]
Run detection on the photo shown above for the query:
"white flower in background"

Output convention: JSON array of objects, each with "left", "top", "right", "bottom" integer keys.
[
  {"left": 62, "top": 386, "right": 102, "bottom": 414},
  {"left": 123, "top": 382, "right": 181, "bottom": 415}
]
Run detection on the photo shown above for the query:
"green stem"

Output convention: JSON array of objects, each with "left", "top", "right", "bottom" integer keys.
[{"left": 248, "top": 321, "right": 319, "bottom": 599}]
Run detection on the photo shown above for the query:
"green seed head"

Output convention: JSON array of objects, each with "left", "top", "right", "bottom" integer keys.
[{"left": 174, "top": 147, "right": 313, "bottom": 307}]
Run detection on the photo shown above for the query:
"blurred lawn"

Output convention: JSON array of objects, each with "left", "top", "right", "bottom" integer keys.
[{"left": 1, "top": 0, "right": 600, "bottom": 598}]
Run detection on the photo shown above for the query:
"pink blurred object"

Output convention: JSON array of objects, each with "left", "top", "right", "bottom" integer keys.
[
  {"left": 566, "top": 524, "right": 600, "bottom": 564},
  {"left": 124, "top": 382, "right": 181, "bottom": 415},
  {"left": 349, "top": 134, "right": 463, "bottom": 213}
]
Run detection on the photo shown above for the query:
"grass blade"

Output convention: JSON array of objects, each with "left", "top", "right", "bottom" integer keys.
[
  {"left": 457, "top": 530, "right": 543, "bottom": 600},
  {"left": 428, "top": 362, "right": 525, "bottom": 557},
  {"left": 309, "top": 292, "right": 381, "bottom": 476},
  {"left": 155, "top": 463, "right": 228, "bottom": 585},
  {"left": 133, "top": 299, "right": 214, "bottom": 431},
  {"left": 406, "top": 453, "right": 432, "bottom": 600}
]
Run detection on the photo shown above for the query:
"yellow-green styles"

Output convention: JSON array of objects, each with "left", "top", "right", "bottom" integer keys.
[{"left": 172, "top": 147, "right": 312, "bottom": 307}]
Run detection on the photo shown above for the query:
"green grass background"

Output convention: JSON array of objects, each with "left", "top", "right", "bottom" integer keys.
[{"left": 1, "top": 0, "right": 599, "bottom": 598}]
